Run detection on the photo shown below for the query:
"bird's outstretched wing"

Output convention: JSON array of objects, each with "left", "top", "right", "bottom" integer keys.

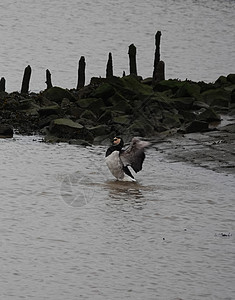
[{"left": 120, "top": 137, "right": 150, "bottom": 173}]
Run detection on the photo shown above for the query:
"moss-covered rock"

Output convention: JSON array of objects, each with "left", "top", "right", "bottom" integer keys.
[
  {"left": 87, "top": 124, "right": 110, "bottom": 137},
  {"left": 185, "top": 120, "right": 209, "bottom": 133},
  {"left": 231, "top": 89, "right": 235, "bottom": 104},
  {"left": 107, "top": 92, "right": 132, "bottom": 114},
  {"left": 77, "top": 97, "right": 105, "bottom": 116},
  {"left": 43, "top": 87, "right": 76, "bottom": 104},
  {"left": 113, "top": 115, "right": 132, "bottom": 125},
  {"left": 80, "top": 110, "right": 97, "bottom": 121},
  {"left": 98, "top": 110, "right": 113, "bottom": 124},
  {"left": 175, "top": 82, "right": 201, "bottom": 98},
  {"left": 0, "top": 124, "right": 13, "bottom": 138},
  {"left": 162, "top": 111, "right": 182, "bottom": 128},
  {"left": 91, "top": 82, "right": 115, "bottom": 99},
  {"left": 127, "top": 117, "right": 154, "bottom": 136},
  {"left": 120, "top": 75, "right": 153, "bottom": 96},
  {"left": 215, "top": 75, "right": 228, "bottom": 85},
  {"left": 49, "top": 118, "right": 93, "bottom": 142},
  {"left": 170, "top": 97, "right": 195, "bottom": 110},
  {"left": 201, "top": 88, "right": 230, "bottom": 107},
  {"left": 196, "top": 108, "right": 221, "bottom": 122},
  {"left": 179, "top": 110, "right": 196, "bottom": 122},
  {"left": 154, "top": 79, "right": 185, "bottom": 93},
  {"left": 227, "top": 74, "right": 235, "bottom": 84},
  {"left": 38, "top": 104, "right": 60, "bottom": 117}
]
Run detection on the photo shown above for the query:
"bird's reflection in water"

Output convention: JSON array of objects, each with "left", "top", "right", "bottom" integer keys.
[{"left": 104, "top": 180, "right": 146, "bottom": 211}]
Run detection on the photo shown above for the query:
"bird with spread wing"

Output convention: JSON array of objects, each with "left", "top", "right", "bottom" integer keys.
[{"left": 105, "top": 137, "right": 150, "bottom": 181}]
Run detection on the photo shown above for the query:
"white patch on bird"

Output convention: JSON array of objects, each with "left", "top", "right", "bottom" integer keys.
[
  {"left": 105, "top": 151, "right": 136, "bottom": 181},
  {"left": 105, "top": 150, "right": 124, "bottom": 180}
]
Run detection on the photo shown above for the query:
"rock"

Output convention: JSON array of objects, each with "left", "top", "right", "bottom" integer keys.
[
  {"left": 91, "top": 82, "right": 115, "bottom": 99},
  {"left": 43, "top": 87, "right": 76, "bottom": 104},
  {"left": 38, "top": 104, "right": 60, "bottom": 117},
  {"left": 113, "top": 115, "right": 131, "bottom": 125},
  {"left": 49, "top": 118, "right": 93, "bottom": 142},
  {"left": 162, "top": 111, "right": 182, "bottom": 128},
  {"left": 107, "top": 92, "right": 132, "bottom": 114},
  {"left": 77, "top": 97, "right": 105, "bottom": 116},
  {"left": 227, "top": 74, "right": 235, "bottom": 84},
  {"left": 98, "top": 110, "right": 113, "bottom": 123},
  {"left": 185, "top": 120, "right": 209, "bottom": 133},
  {"left": 196, "top": 108, "right": 221, "bottom": 122},
  {"left": 179, "top": 110, "right": 196, "bottom": 122},
  {"left": 0, "top": 124, "right": 13, "bottom": 138},
  {"left": 175, "top": 82, "right": 201, "bottom": 98},
  {"left": 170, "top": 97, "right": 195, "bottom": 110},
  {"left": 141, "top": 77, "right": 153, "bottom": 85},
  {"left": 87, "top": 124, "right": 110, "bottom": 136},
  {"left": 231, "top": 89, "right": 235, "bottom": 104},
  {"left": 215, "top": 75, "right": 228, "bottom": 85},
  {"left": 127, "top": 118, "right": 154, "bottom": 136},
  {"left": 201, "top": 88, "right": 230, "bottom": 107},
  {"left": 192, "top": 101, "right": 210, "bottom": 110},
  {"left": 80, "top": 110, "right": 97, "bottom": 121},
  {"left": 120, "top": 75, "right": 152, "bottom": 96},
  {"left": 219, "top": 123, "right": 235, "bottom": 133},
  {"left": 154, "top": 79, "right": 184, "bottom": 93}
]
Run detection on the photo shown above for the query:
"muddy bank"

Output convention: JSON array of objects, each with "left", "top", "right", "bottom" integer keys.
[
  {"left": 0, "top": 74, "right": 235, "bottom": 146},
  {"left": 153, "top": 115, "right": 235, "bottom": 175}
]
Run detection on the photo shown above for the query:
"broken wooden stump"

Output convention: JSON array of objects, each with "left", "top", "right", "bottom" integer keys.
[
  {"left": 45, "top": 69, "right": 53, "bottom": 89},
  {"left": 0, "top": 77, "right": 6, "bottom": 92},
  {"left": 128, "top": 44, "right": 137, "bottom": 76},
  {"left": 152, "top": 31, "right": 165, "bottom": 85},
  {"left": 77, "top": 56, "right": 86, "bottom": 89},
  {"left": 106, "top": 52, "right": 113, "bottom": 78},
  {"left": 153, "top": 60, "right": 165, "bottom": 85},
  {"left": 21, "top": 65, "right": 32, "bottom": 94}
]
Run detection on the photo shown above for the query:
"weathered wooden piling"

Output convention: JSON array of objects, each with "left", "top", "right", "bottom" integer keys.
[
  {"left": 128, "top": 44, "right": 137, "bottom": 76},
  {"left": 45, "top": 69, "right": 53, "bottom": 89},
  {"left": 153, "top": 31, "right": 161, "bottom": 74},
  {"left": 77, "top": 56, "right": 86, "bottom": 89},
  {"left": 154, "top": 60, "right": 165, "bottom": 83},
  {"left": 21, "top": 65, "right": 32, "bottom": 94},
  {"left": 106, "top": 52, "right": 113, "bottom": 78},
  {"left": 152, "top": 31, "right": 165, "bottom": 84},
  {"left": 0, "top": 77, "right": 6, "bottom": 92}
]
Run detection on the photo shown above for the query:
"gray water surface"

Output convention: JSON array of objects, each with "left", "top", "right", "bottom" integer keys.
[
  {"left": 0, "top": 135, "right": 234, "bottom": 299},
  {"left": 0, "top": 0, "right": 235, "bottom": 92}
]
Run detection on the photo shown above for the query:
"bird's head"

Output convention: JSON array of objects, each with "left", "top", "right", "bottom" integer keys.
[{"left": 112, "top": 137, "right": 124, "bottom": 148}]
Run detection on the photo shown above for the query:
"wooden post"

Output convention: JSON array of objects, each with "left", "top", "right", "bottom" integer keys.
[
  {"left": 128, "top": 44, "right": 137, "bottom": 76},
  {"left": 106, "top": 52, "right": 113, "bottom": 78},
  {"left": 153, "top": 31, "right": 161, "bottom": 80},
  {"left": 21, "top": 65, "right": 32, "bottom": 94},
  {"left": 153, "top": 61, "right": 165, "bottom": 84},
  {"left": 77, "top": 56, "right": 86, "bottom": 89},
  {"left": 0, "top": 77, "right": 6, "bottom": 92},
  {"left": 45, "top": 69, "right": 53, "bottom": 89}
]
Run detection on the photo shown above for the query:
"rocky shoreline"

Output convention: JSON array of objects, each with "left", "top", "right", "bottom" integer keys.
[{"left": 0, "top": 74, "right": 235, "bottom": 145}]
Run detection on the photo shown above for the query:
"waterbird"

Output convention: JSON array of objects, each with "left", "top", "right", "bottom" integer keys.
[{"left": 105, "top": 137, "right": 150, "bottom": 181}]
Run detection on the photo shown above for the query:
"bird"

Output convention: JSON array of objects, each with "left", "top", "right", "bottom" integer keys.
[{"left": 105, "top": 136, "right": 150, "bottom": 181}]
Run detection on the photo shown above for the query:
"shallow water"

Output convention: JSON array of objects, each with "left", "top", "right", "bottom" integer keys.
[
  {"left": 0, "top": 0, "right": 235, "bottom": 92},
  {"left": 0, "top": 135, "right": 234, "bottom": 299}
]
